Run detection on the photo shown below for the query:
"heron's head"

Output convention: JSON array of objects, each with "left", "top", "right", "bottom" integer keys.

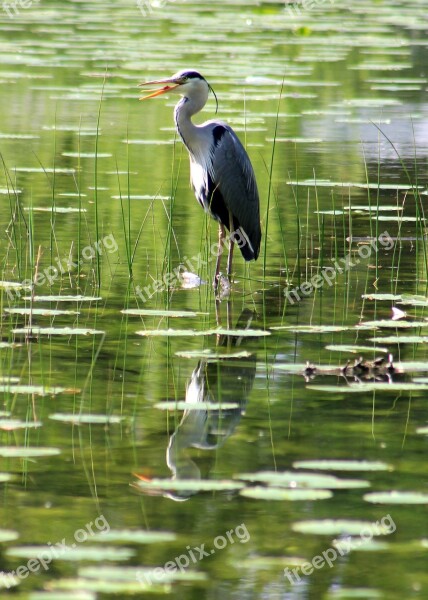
[{"left": 139, "top": 69, "right": 218, "bottom": 111}]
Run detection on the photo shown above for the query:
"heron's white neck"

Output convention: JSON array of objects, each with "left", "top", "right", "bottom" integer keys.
[{"left": 174, "top": 92, "right": 207, "bottom": 154}]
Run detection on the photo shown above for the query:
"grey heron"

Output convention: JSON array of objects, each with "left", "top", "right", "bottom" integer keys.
[{"left": 139, "top": 69, "right": 261, "bottom": 289}]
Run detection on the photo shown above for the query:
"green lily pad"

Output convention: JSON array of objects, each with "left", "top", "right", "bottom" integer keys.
[
  {"left": 22, "top": 295, "right": 102, "bottom": 302},
  {"left": 4, "top": 308, "right": 79, "bottom": 316},
  {"left": 292, "top": 519, "right": 391, "bottom": 535},
  {"left": 137, "top": 328, "right": 269, "bottom": 337},
  {"left": 240, "top": 487, "right": 332, "bottom": 501},
  {"left": 324, "top": 587, "right": 383, "bottom": 599},
  {"left": 29, "top": 592, "right": 96, "bottom": 600},
  {"left": 135, "top": 479, "right": 243, "bottom": 492},
  {"left": 368, "top": 336, "right": 428, "bottom": 344},
  {"left": 0, "top": 529, "right": 19, "bottom": 542},
  {"left": 308, "top": 383, "right": 428, "bottom": 393},
  {"left": 325, "top": 345, "right": 388, "bottom": 353},
  {"left": 24, "top": 207, "right": 87, "bottom": 214},
  {"left": 271, "top": 325, "right": 349, "bottom": 333},
  {"left": 0, "top": 447, "right": 61, "bottom": 458},
  {"left": 122, "top": 309, "right": 206, "bottom": 317},
  {"left": 175, "top": 349, "right": 252, "bottom": 359},
  {"left": 236, "top": 471, "right": 369, "bottom": 489},
  {"left": 364, "top": 491, "right": 428, "bottom": 504},
  {"left": 7, "top": 546, "right": 134, "bottom": 561},
  {"left": 360, "top": 320, "right": 428, "bottom": 329},
  {"left": 92, "top": 530, "right": 176, "bottom": 543},
  {"left": 13, "top": 327, "right": 104, "bottom": 336},
  {"left": 0, "top": 385, "right": 65, "bottom": 396},
  {"left": 362, "top": 294, "right": 402, "bottom": 301},
  {"left": 292, "top": 460, "right": 392, "bottom": 472},
  {"left": 49, "top": 414, "right": 123, "bottom": 425},
  {"left": 0, "top": 419, "right": 42, "bottom": 430}
]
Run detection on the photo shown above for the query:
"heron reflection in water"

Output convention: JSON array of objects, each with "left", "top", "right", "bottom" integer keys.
[{"left": 134, "top": 309, "right": 257, "bottom": 501}]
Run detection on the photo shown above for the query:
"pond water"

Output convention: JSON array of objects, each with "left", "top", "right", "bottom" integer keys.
[{"left": 1, "top": 0, "right": 428, "bottom": 598}]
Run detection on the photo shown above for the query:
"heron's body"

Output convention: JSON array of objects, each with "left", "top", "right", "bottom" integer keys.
[{"left": 140, "top": 70, "right": 261, "bottom": 286}]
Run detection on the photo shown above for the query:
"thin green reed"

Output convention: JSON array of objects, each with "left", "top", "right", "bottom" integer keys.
[
  {"left": 263, "top": 78, "right": 284, "bottom": 286},
  {"left": 93, "top": 73, "right": 107, "bottom": 289}
]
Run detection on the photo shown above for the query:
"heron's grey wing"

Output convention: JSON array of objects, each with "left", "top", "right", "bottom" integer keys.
[{"left": 211, "top": 127, "right": 261, "bottom": 260}]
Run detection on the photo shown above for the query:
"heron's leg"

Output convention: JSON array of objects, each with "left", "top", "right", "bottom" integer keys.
[
  {"left": 227, "top": 209, "right": 234, "bottom": 281},
  {"left": 227, "top": 237, "right": 234, "bottom": 280},
  {"left": 213, "top": 224, "right": 225, "bottom": 289}
]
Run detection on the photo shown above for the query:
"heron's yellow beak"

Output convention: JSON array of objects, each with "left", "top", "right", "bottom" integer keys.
[{"left": 138, "top": 79, "right": 180, "bottom": 100}]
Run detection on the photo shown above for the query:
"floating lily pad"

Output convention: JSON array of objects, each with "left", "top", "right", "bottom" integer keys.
[
  {"left": 286, "top": 180, "right": 419, "bottom": 190},
  {"left": 0, "top": 529, "right": 19, "bottom": 542},
  {"left": 237, "top": 471, "right": 369, "bottom": 489},
  {"left": 362, "top": 293, "right": 402, "bottom": 301},
  {"left": 28, "top": 592, "right": 96, "bottom": 600},
  {"left": 416, "top": 426, "right": 428, "bottom": 434},
  {"left": 24, "top": 207, "right": 87, "bottom": 213},
  {"left": 0, "top": 419, "right": 42, "bottom": 430},
  {"left": 135, "top": 479, "right": 243, "bottom": 492},
  {"left": 325, "top": 587, "right": 383, "bottom": 599},
  {"left": 344, "top": 205, "right": 403, "bottom": 212},
  {"left": 271, "top": 325, "right": 349, "bottom": 333},
  {"left": 92, "top": 530, "right": 176, "bottom": 543},
  {"left": 122, "top": 309, "right": 206, "bottom": 317},
  {"left": 293, "top": 460, "right": 392, "bottom": 472},
  {"left": 368, "top": 336, "right": 428, "bottom": 344},
  {"left": 4, "top": 308, "right": 79, "bottom": 316},
  {"left": 48, "top": 577, "right": 166, "bottom": 594},
  {"left": 7, "top": 546, "right": 134, "bottom": 561},
  {"left": 12, "top": 167, "right": 76, "bottom": 174},
  {"left": 359, "top": 320, "right": 428, "bottom": 329},
  {"left": 136, "top": 328, "right": 269, "bottom": 337},
  {"left": 0, "top": 473, "right": 13, "bottom": 482},
  {"left": 22, "top": 295, "right": 102, "bottom": 302},
  {"left": 111, "top": 194, "right": 170, "bottom": 200},
  {"left": 0, "top": 447, "right": 61, "bottom": 458},
  {"left": 0, "top": 280, "right": 31, "bottom": 290},
  {"left": 292, "top": 519, "right": 391, "bottom": 536},
  {"left": 0, "top": 385, "right": 64, "bottom": 396},
  {"left": 13, "top": 327, "right": 104, "bottom": 336},
  {"left": 49, "top": 414, "right": 124, "bottom": 425},
  {"left": 364, "top": 491, "right": 428, "bottom": 504},
  {"left": 397, "top": 295, "right": 428, "bottom": 307},
  {"left": 308, "top": 383, "right": 428, "bottom": 393},
  {"left": 240, "top": 487, "right": 332, "bottom": 501},
  {"left": 79, "top": 565, "right": 206, "bottom": 584},
  {"left": 155, "top": 402, "right": 240, "bottom": 411},
  {"left": 175, "top": 349, "right": 252, "bottom": 359},
  {"left": 62, "top": 152, "right": 112, "bottom": 158},
  {"left": 325, "top": 345, "right": 388, "bottom": 353}
]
